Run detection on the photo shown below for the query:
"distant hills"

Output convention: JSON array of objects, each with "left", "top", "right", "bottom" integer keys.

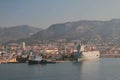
[
  {"left": 0, "top": 25, "right": 42, "bottom": 43},
  {"left": 1, "top": 19, "right": 120, "bottom": 44},
  {"left": 31, "top": 19, "right": 120, "bottom": 44}
]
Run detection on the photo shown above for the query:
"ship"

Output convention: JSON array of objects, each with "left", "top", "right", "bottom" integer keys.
[
  {"left": 74, "top": 44, "right": 100, "bottom": 61},
  {"left": 28, "top": 53, "right": 56, "bottom": 64},
  {"left": 28, "top": 55, "right": 46, "bottom": 64}
]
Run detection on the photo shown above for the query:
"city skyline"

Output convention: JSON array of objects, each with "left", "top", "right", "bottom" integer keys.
[{"left": 0, "top": 0, "right": 120, "bottom": 28}]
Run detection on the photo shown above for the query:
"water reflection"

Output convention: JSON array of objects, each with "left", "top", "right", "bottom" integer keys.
[{"left": 73, "top": 59, "right": 100, "bottom": 80}]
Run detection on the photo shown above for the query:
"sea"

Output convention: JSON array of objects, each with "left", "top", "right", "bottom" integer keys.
[{"left": 0, "top": 58, "right": 120, "bottom": 80}]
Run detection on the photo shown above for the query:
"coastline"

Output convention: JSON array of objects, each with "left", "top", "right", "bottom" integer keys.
[
  {"left": 54, "top": 60, "right": 72, "bottom": 63},
  {"left": 100, "top": 54, "right": 120, "bottom": 58}
]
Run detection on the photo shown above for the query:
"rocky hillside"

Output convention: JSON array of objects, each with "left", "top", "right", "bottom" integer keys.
[
  {"left": 0, "top": 25, "right": 42, "bottom": 43},
  {"left": 31, "top": 19, "right": 120, "bottom": 44}
]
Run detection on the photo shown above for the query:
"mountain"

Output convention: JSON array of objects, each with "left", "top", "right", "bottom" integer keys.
[
  {"left": 31, "top": 19, "right": 120, "bottom": 44},
  {"left": 0, "top": 25, "right": 42, "bottom": 43}
]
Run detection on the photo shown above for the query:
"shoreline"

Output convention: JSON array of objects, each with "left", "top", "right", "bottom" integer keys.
[
  {"left": 100, "top": 54, "right": 120, "bottom": 58},
  {"left": 54, "top": 60, "right": 72, "bottom": 63}
]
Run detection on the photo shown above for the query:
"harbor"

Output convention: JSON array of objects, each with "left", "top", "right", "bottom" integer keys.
[
  {"left": 0, "top": 41, "right": 101, "bottom": 64},
  {"left": 1, "top": 40, "right": 120, "bottom": 64}
]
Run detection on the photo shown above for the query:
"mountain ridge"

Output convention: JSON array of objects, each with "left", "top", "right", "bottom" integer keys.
[
  {"left": 0, "top": 25, "right": 42, "bottom": 43},
  {"left": 31, "top": 19, "right": 120, "bottom": 44}
]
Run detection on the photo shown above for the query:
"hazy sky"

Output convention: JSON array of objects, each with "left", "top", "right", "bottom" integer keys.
[{"left": 0, "top": 0, "right": 120, "bottom": 28}]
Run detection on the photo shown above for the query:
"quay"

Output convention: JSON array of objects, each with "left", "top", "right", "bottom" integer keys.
[
  {"left": 0, "top": 59, "right": 7, "bottom": 64},
  {"left": 100, "top": 53, "right": 120, "bottom": 58},
  {"left": 0, "top": 58, "right": 17, "bottom": 64}
]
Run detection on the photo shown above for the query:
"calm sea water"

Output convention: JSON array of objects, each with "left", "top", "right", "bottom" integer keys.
[{"left": 0, "top": 58, "right": 120, "bottom": 80}]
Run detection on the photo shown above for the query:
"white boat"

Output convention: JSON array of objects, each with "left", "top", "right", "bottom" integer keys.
[
  {"left": 75, "top": 44, "right": 100, "bottom": 61},
  {"left": 77, "top": 51, "right": 100, "bottom": 61}
]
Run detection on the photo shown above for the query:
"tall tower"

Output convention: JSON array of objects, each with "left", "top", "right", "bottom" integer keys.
[{"left": 21, "top": 42, "right": 26, "bottom": 50}]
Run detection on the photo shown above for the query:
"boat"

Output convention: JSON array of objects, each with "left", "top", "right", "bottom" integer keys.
[
  {"left": 75, "top": 44, "right": 100, "bottom": 61},
  {"left": 28, "top": 54, "right": 56, "bottom": 64}
]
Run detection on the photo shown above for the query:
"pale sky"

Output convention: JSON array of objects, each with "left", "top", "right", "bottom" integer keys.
[{"left": 0, "top": 0, "right": 120, "bottom": 28}]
